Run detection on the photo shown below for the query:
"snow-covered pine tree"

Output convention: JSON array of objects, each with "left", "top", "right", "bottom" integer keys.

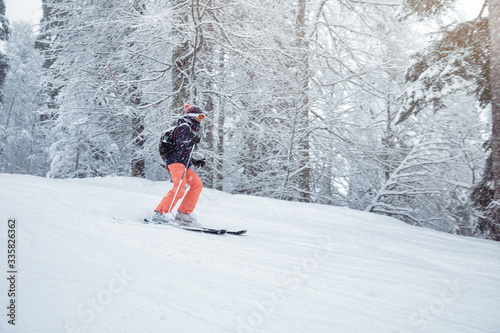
[
  {"left": 399, "top": 0, "right": 499, "bottom": 240},
  {"left": 0, "top": 22, "right": 47, "bottom": 175},
  {"left": 36, "top": 0, "right": 66, "bottom": 114},
  {"left": 44, "top": 1, "right": 121, "bottom": 177},
  {"left": 399, "top": 19, "right": 489, "bottom": 122},
  {"left": 44, "top": 0, "right": 160, "bottom": 178}
]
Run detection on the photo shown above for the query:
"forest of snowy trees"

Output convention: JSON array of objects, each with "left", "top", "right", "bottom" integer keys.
[{"left": 0, "top": 0, "right": 498, "bottom": 240}]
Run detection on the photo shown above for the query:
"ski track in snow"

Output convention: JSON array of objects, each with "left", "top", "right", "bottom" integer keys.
[{"left": 0, "top": 174, "right": 499, "bottom": 333}]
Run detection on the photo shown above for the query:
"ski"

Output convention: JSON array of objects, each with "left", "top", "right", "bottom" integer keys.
[
  {"left": 178, "top": 226, "right": 227, "bottom": 235},
  {"left": 183, "top": 226, "right": 246, "bottom": 235},
  {"left": 142, "top": 218, "right": 246, "bottom": 236},
  {"left": 226, "top": 230, "right": 247, "bottom": 235}
]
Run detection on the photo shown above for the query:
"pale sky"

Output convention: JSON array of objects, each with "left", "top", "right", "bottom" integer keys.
[
  {"left": 5, "top": 0, "right": 42, "bottom": 25},
  {"left": 2, "top": 0, "right": 487, "bottom": 26}
]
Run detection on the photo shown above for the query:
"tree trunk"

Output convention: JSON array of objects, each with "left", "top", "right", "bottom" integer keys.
[
  {"left": 131, "top": 108, "right": 145, "bottom": 178},
  {"left": 214, "top": 47, "right": 225, "bottom": 191},
  {"left": 295, "top": 0, "right": 311, "bottom": 202},
  {"left": 171, "top": 3, "right": 190, "bottom": 113},
  {"left": 487, "top": 0, "right": 500, "bottom": 240},
  {"left": 205, "top": 94, "right": 215, "bottom": 189},
  {"left": 130, "top": 0, "right": 146, "bottom": 178},
  {"left": 216, "top": 101, "right": 225, "bottom": 191}
]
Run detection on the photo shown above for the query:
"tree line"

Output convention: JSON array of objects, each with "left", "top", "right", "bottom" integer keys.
[{"left": 0, "top": 0, "right": 497, "bottom": 240}]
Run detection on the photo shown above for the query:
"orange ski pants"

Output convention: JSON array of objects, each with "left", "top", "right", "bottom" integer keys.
[{"left": 155, "top": 163, "right": 203, "bottom": 214}]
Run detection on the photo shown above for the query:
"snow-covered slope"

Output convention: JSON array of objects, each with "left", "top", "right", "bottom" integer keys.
[{"left": 1, "top": 174, "right": 499, "bottom": 333}]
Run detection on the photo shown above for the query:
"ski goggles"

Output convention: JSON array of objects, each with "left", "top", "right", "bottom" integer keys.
[{"left": 188, "top": 113, "right": 206, "bottom": 121}]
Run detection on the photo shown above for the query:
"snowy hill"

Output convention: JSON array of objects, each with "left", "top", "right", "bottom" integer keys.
[{"left": 1, "top": 174, "right": 499, "bottom": 333}]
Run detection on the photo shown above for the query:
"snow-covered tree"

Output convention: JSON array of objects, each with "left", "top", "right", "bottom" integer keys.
[
  {"left": 398, "top": 0, "right": 498, "bottom": 240},
  {"left": 365, "top": 96, "right": 487, "bottom": 234},
  {"left": 486, "top": 0, "right": 500, "bottom": 240},
  {"left": 31, "top": 0, "right": 493, "bottom": 239},
  {"left": 0, "top": 22, "right": 47, "bottom": 175},
  {"left": 0, "top": 0, "right": 10, "bottom": 103},
  {"left": 43, "top": 0, "right": 157, "bottom": 178}
]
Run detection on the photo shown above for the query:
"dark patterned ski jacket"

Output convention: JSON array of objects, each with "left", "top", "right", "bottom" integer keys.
[{"left": 166, "top": 116, "right": 201, "bottom": 169}]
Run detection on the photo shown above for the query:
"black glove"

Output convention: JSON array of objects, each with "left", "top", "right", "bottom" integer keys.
[
  {"left": 192, "top": 158, "right": 206, "bottom": 168},
  {"left": 190, "top": 136, "right": 201, "bottom": 146}
]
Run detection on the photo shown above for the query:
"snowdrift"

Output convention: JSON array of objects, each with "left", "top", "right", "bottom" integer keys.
[{"left": 0, "top": 174, "right": 499, "bottom": 333}]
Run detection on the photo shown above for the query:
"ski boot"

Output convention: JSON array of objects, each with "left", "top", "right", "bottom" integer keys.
[
  {"left": 174, "top": 212, "right": 201, "bottom": 228},
  {"left": 151, "top": 211, "right": 172, "bottom": 224}
]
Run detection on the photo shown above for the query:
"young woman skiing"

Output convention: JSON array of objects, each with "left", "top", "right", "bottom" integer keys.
[{"left": 152, "top": 104, "right": 206, "bottom": 226}]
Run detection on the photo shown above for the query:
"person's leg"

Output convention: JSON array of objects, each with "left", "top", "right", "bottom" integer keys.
[
  {"left": 155, "top": 163, "right": 187, "bottom": 214},
  {"left": 177, "top": 168, "right": 203, "bottom": 214}
]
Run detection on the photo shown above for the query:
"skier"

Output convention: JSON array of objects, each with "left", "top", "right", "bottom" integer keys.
[{"left": 152, "top": 104, "right": 206, "bottom": 226}]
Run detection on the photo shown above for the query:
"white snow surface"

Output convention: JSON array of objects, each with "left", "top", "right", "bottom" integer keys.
[{"left": 1, "top": 174, "right": 499, "bottom": 333}]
